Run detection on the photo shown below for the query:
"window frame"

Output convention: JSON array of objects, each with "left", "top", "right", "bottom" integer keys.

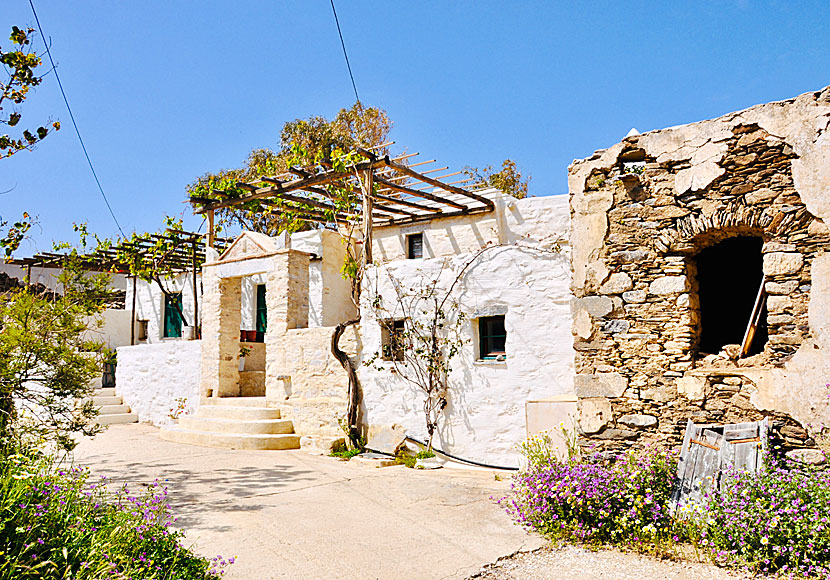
[
  {"left": 406, "top": 233, "right": 424, "bottom": 259},
  {"left": 478, "top": 315, "right": 507, "bottom": 361},
  {"left": 381, "top": 318, "right": 407, "bottom": 362}
]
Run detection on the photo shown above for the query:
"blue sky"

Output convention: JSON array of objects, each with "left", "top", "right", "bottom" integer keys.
[{"left": 3, "top": 1, "right": 829, "bottom": 251}]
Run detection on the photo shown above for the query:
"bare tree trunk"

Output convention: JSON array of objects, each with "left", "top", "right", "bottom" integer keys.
[
  {"left": 153, "top": 276, "right": 190, "bottom": 328},
  {"left": 331, "top": 317, "right": 362, "bottom": 447}
]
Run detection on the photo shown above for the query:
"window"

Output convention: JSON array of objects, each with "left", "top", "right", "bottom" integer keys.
[
  {"left": 163, "top": 293, "right": 183, "bottom": 338},
  {"left": 694, "top": 236, "right": 767, "bottom": 357},
  {"left": 381, "top": 319, "right": 406, "bottom": 361},
  {"left": 137, "top": 319, "right": 148, "bottom": 341},
  {"left": 256, "top": 284, "right": 267, "bottom": 334},
  {"left": 407, "top": 233, "right": 423, "bottom": 259},
  {"left": 478, "top": 315, "right": 506, "bottom": 360}
]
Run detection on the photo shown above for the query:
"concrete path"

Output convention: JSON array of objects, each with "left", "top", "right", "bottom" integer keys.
[{"left": 72, "top": 424, "right": 542, "bottom": 580}]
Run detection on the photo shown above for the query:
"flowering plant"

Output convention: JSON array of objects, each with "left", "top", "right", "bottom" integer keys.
[
  {"left": 502, "top": 447, "right": 678, "bottom": 548},
  {"left": 0, "top": 451, "right": 231, "bottom": 578},
  {"left": 701, "top": 456, "right": 830, "bottom": 576}
]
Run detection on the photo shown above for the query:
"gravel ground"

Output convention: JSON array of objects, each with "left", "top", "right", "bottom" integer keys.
[{"left": 468, "top": 545, "right": 753, "bottom": 580}]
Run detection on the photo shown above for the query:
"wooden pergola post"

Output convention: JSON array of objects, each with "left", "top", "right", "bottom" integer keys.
[
  {"left": 192, "top": 239, "right": 199, "bottom": 337},
  {"left": 130, "top": 275, "right": 137, "bottom": 345},
  {"left": 361, "top": 169, "right": 373, "bottom": 267},
  {"left": 207, "top": 209, "right": 215, "bottom": 249}
]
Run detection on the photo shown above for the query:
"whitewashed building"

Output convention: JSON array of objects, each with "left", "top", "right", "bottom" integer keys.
[{"left": 115, "top": 190, "right": 575, "bottom": 466}]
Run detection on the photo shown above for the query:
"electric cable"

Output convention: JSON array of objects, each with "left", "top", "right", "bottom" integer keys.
[
  {"left": 27, "top": 0, "right": 126, "bottom": 238},
  {"left": 329, "top": 0, "right": 361, "bottom": 106}
]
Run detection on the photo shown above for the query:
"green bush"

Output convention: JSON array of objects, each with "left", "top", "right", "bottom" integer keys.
[{"left": 0, "top": 452, "right": 230, "bottom": 579}]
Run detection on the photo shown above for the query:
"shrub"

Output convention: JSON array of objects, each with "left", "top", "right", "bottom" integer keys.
[
  {"left": 503, "top": 447, "right": 678, "bottom": 548},
  {"left": 505, "top": 440, "right": 830, "bottom": 577},
  {"left": 0, "top": 452, "right": 230, "bottom": 579},
  {"left": 700, "top": 458, "right": 830, "bottom": 576}
]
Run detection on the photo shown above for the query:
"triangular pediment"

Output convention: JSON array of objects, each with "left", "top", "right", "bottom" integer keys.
[{"left": 217, "top": 231, "right": 282, "bottom": 263}]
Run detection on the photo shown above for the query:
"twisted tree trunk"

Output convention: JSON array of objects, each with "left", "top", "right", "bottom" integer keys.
[{"left": 331, "top": 317, "right": 362, "bottom": 447}]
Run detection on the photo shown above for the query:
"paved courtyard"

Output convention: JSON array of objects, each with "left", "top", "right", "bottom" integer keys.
[{"left": 72, "top": 424, "right": 543, "bottom": 579}]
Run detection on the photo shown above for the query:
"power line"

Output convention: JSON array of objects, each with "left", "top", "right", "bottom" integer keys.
[
  {"left": 329, "top": 0, "right": 361, "bottom": 106},
  {"left": 27, "top": 0, "right": 126, "bottom": 238}
]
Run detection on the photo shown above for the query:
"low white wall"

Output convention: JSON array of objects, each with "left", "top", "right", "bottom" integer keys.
[
  {"left": 116, "top": 340, "right": 201, "bottom": 425},
  {"left": 360, "top": 244, "right": 574, "bottom": 467}
]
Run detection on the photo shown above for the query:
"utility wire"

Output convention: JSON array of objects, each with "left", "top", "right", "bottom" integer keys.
[
  {"left": 28, "top": 0, "right": 126, "bottom": 238},
  {"left": 329, "top": 0, "right": 361, "bottom": 106}
]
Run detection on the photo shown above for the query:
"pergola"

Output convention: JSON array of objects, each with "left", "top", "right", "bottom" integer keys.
[
  {"left": 187, "top": 144, "right": 496, "bottom": 264},
  {"left": 10, "top": 230, "right": 233, "bottom": 344},
  {"left": 11, "top": 230, "right": 233, "bottom": 275}
]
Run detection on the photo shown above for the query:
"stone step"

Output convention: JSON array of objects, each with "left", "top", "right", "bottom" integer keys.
[
  {"left": 200, "top": 396, "right": 269, "bottom": 408},
  {"left": 159, "top": 426, "right": 301, "bottom": 450},
  {"left": 196, "top": 405, "right": 281, "bottom": 421},
  {"left": 93, "top": 388, "right": 116, "bottom": 397},
  {"left": 99, "top": 404, "right": 132, "bottom": 415},
  {"left": 179, "top": 416, "right": 295, "bottom": 435},
  {"left": 96, "top": 413, "right": 139, "bottom": 426},
  {"left": 90, "top": 396, "right": 123, "bottom": 406}
]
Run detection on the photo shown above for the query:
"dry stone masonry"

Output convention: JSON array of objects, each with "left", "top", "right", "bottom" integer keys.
[{"left": 569, "top": 87, "right": 830, "bottom": 458}]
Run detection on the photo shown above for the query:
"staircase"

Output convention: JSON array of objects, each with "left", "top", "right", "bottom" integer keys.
[
  {"left": 92, "top": 387, "right": 139, "bottom": 425},
  {"left": 159, "top": 397, "right": 301, "bottom": 450}
]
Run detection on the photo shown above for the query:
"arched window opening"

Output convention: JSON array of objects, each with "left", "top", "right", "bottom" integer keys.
[{"left": 694, "top": 236, "right": 768, "bottom": 357}]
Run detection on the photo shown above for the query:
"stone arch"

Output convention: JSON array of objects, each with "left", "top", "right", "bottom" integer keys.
[{"left": 654, "top": 205, "right": 816, "bottom": 253}]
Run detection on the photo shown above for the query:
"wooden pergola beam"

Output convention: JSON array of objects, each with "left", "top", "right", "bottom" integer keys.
[
  {"left": 382, "top": 157, "right": 495, "bottom": 209},
  {"left": 193, "top": 158, "right": 384, "bottom": 213},
  {"left": 374, "top": 176, "right": 467, "bottom": 210},
  {"left": 375, "top": 204, "right": 494, "bottom": 228},
  {"left": 371, "top": 191, "right": 442, "bottom": 213}
]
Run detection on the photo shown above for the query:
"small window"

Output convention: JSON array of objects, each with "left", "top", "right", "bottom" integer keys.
[
  {"left": 407, "top": 233, "right": 423, "bottom": 259},
  {"left": 163, "top": 293, "right": 183, "bottom": 338},
  {"left": 479, "top": 315, "right": 506, "bottom": 360},
  {"left": 256, "top": 284, "right": 267, "bottom": 334},
  {"left": 381, "top": 319, "right": 406, "bottom": 361},
  {"left": 137, "top": 319, "right": 149, "bottom": 341}
]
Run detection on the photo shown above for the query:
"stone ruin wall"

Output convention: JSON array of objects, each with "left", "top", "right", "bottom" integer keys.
[{"left": 569, "top": 87, "right": 830, "bottom": 461}]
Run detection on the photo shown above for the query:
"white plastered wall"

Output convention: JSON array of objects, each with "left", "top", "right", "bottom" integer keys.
[
  {"left": 291, "top": 229, "right": 356, "bottom": 326},
  {"left": 116, "top": 340, "right": 201, "bottom": 425},
  {"left": 360, "top": 194, "right": 574, "bottom": 467},
  {"left": 128, "top": 273, "right": 199, "bottom": 343}
]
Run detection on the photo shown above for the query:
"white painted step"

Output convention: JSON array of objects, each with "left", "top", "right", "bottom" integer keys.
[
  {"left": 90, "top": 396, "right": 122, "bottom": 406},
  {"left": 160, "top": 426, "right": 300, "bottom": 450},
  {"left": 93, "top": 388, "right": 116, "bottom": 397},
  {"left": 200, "top": 396, "right": 269, "bottom": 408},
  {"left": 97, "top": 413, "right": 139, "bottom": 426},
  {"left": 99, "top": 404, "right": 132, "bottom": 415},
  {"left": 179, "top": 416, "right": 294, "bottom": 435},
  {"left": 196, "top": 406, "right": 281, "bottom": 421}
]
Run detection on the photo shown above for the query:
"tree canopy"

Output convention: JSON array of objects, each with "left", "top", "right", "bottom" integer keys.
[{"left": 186, "top": 102, "right": 391, "bottom": 236}]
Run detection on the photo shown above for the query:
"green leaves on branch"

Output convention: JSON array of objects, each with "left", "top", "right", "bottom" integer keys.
[
  {"left": 0, "top": 212, "right": 32, "bottom": 261},
  {"left": 0, "top": 259, "right": 112, "bottom": 452},
  {"left": 1, "top": 27, "right": 60, "bottom": 159},
  {"left": 185, "top": 102, "right": 391, "bottom": 236}
]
